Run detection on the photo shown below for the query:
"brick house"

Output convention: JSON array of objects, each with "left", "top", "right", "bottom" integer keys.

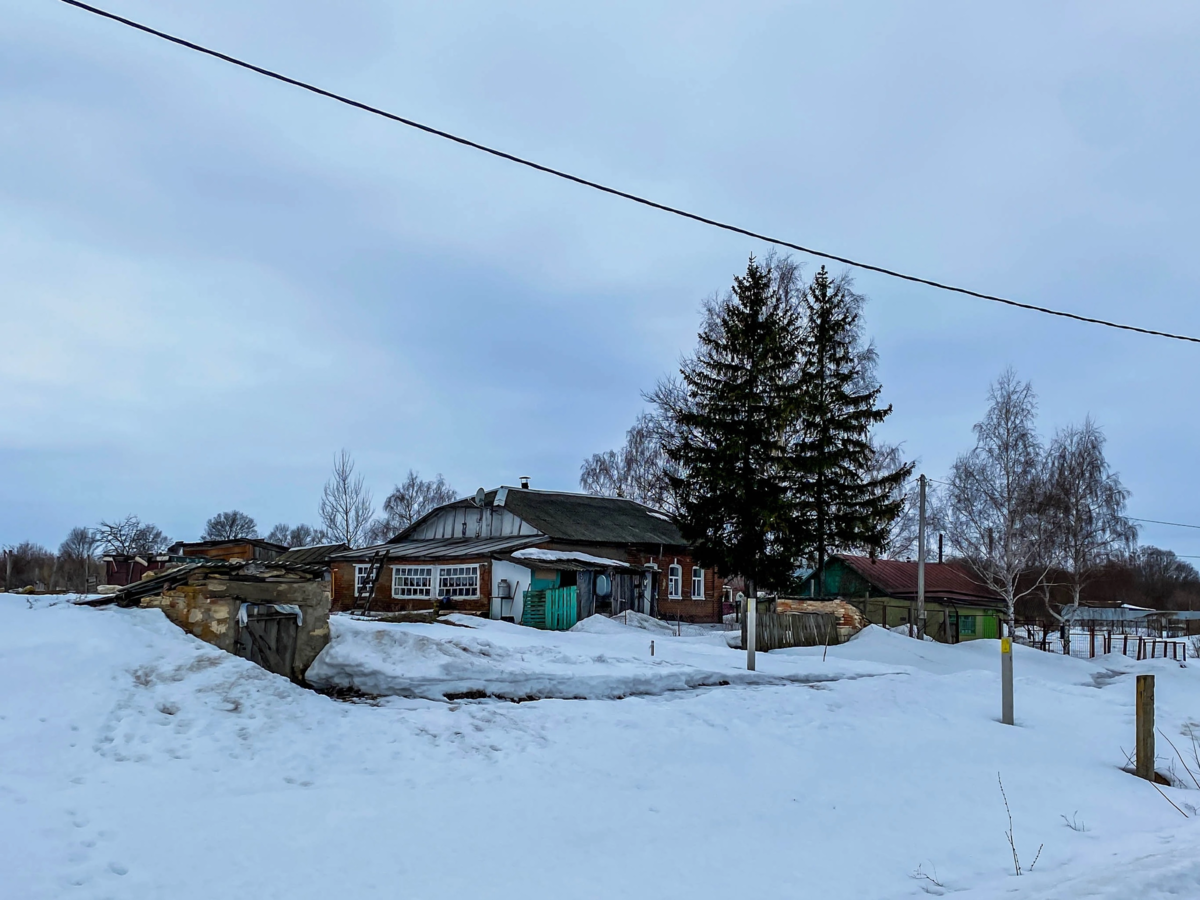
[{"left": 330, "top": 486, "right": 726, "bottom": 624}]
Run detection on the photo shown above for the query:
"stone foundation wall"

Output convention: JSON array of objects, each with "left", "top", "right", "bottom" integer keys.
[{"left": 138, "top": 576, "right": 331, "bottom": 680}]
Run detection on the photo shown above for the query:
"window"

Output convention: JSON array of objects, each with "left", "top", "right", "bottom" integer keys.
[
  {"left": 959, "top": 615, "right": 976, "bottom": 636},
  {"left": 354, "top": 565, "right": 372, "bottom": 595},
  {"left": 691, "top": 567, "right": 704, "bottom": 599},
  {"left": 668, "top": 564, "right": 682, "bottom": 599},
  {"left": 438, "top": 565, "right": 480, "bottom": 598},
  {"left": 392, "top": 566, "right": 433, "bottom": 599}
]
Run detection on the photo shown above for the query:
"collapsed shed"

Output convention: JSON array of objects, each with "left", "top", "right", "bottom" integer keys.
[{"left": 99, "top": 559, "right": 332, "bottom": 681}]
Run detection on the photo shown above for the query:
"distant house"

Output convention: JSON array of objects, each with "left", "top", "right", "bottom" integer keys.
[
  {"left": 168, "top": 538, "right": 288, "bottom": 562},
  {"left": 101, "top": 540, "right": 299, "bottom": 590},
  {"left": 102, "top": 553, "right": 173, "bottom": 588},
  {"left": 331, "top": 485, "right": 725, "bottom": 626},
  {"left": 795, "top": 554, "right": 1006, "bottom": 642}
]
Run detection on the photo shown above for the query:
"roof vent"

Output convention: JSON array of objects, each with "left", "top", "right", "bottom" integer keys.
[
  {"left": 494, "top": 487, "right": 508, "bottom": 507},
  {"left": 520, "top": 476, "right": 530, "bottom": 489}
]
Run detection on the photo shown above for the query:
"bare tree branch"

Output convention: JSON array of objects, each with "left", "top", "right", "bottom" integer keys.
[
  {"left": 318, "top": 450, "right": 375, "bottom": 549},
  {"left": 945, "top": 369, "right": 1047, "bottom": 630},
  {"left": 369, "top": 471, "right": 458, "bottom": 543},
  {"left": 201, "top": 510, "right": 259, "bottom": 541}
]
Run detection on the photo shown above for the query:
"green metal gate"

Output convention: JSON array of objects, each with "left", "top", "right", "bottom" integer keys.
[{"left": 522, "top": 587, "right": 578, "bottom": 630}]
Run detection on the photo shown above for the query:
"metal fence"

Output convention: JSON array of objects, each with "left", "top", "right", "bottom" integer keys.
[{"left": 1018, "top": 630, "right": 1188, "bottom": 662}]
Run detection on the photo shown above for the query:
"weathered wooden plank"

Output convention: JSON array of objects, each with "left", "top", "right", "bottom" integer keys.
[{"left": 1136, "top": 674, "right": 1155, "bottom": 781}]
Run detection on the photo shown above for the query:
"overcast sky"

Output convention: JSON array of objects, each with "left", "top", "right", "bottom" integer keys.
[{"left": 4, "top": 0, "right": 1200, "bottom": 557}]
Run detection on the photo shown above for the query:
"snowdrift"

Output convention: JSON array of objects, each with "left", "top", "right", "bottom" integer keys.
[{"left": 306, "top": 614, "right": 897, "bottom": 700}]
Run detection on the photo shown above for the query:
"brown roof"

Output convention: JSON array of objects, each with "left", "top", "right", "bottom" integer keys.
[
  {"left": 395, "top": 487, "right": 686, "bottom": 547},
  {"left": 838, "top": 555, "right": 1003, "bottom": 606}
]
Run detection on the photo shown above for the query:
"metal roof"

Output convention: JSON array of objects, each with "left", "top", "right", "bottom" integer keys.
[
  {"left": 169, "top": 538, "right": 289, "bottom": 554},
  {"left": 836, "top": 555, "right": 1004, "bottom": 606},
  {"left": 273, "top": 543, "right": 349, "bottom": 565},
  {"left": 479, "top": 488, "right": 684, "bottom": 546},
  {"left": 1064, "top": 606, "right": 1158, "bottom": 622},
  {"left": 330, "top": 535, "right": 545, "bottom": 562}
]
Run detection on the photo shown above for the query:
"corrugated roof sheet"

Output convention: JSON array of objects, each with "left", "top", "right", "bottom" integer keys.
[
  {"left": 170, "top": 538, "right": 289, "bottom": 553},
  {"left": 330, "top": 535, "right": 545, "bottom": 561},
  {"left": 108, "top": 559, "right": 326, "bottom": 606},
  {"left": 274, "top": 543, "right": 349, "bottom": 565},
  {"left": 838, "top": 555, "right": 1003, "bottom": 605}
]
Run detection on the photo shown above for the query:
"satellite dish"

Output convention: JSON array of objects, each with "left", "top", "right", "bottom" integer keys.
[{"left": 475, "top": 487, "right": 487, "bottom": 507}]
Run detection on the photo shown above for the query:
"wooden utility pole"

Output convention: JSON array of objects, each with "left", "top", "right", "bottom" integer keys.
[
  {"left": 1136, "top": 674, "right": 1155, "bottom": 781},
  {"left": 1001, "top": 637, "right": 1014, "bottom": 725},
  {"left": 917, "top": 474, "right": 927, "bottom": 640},
  {"left": 746, "top": 591, "right": 757, "bottom": 671}
]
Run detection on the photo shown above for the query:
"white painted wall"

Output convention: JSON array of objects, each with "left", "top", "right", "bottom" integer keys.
[{"left": 490, "top": 560, "right": 534, "bottom": 622}]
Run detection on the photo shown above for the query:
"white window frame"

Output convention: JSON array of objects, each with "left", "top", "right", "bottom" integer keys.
[
  {"left": 354, "top": 564, "right": 372, "bottom": 595},
  {"left": 668, "top": 563, "right": 683, "bottom": 599},
  {"left": 392, "top": 565, "right": 434, "bottom": 599},
  {"left": 691, "top": 566, "right": 704, "bottom": 600},
  {"left": 438, "top": 564, "right": 480, "bottom": 599}
]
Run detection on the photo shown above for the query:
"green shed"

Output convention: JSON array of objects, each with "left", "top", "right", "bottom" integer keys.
[{"left": 796, "top": 555, "right": 1006, "bottom": 643}]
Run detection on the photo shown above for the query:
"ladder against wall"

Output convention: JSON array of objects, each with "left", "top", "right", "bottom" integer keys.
[{"left": 355, "top": 549, "right": 388, "bottom": 613}]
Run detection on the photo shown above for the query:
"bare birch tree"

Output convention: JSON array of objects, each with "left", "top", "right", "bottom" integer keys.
[
  {"left": 319, "top": 450, "right": 374, "bottom": 548},
  {"left": 265, "top": 523, "right": 328, "bottom": 548},
  {"left": 369, "top": 471, "right": 458, "bottom": 543},
  {"left": 580, "top": 412, "right": 678, "bottom": 513},
  {"left": 1042, "top": 418, "right": 1136, "bottom": 633},
  {"left": 871, "top": 440, "right": 942, "bottom": 560},
  {"left": 945, "top": 369, "right": 1046, "bottom": 633}
]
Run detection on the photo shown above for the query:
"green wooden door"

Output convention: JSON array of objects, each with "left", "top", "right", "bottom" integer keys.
[
  {"left": 521, "top": 587, "right": 578, "bottom": 630},
  {"left": 980, "top": 615, "right": 999, "bottom": 640}
]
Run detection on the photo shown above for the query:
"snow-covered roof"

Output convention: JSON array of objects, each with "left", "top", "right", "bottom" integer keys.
[{"left": 510, "top": 548, "right": 635, "bottom": 569}]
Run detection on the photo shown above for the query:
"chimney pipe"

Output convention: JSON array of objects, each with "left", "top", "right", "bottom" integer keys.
[
  {"left": 938, "top": 533, "right": 944, "bottom": 564},
  {"left": 520, "top": 476, "right": 530, "bottom": 489}
]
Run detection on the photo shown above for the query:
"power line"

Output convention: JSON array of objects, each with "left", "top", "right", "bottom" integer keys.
[
  {"left": 59, "top": 0, "right": 1200, "bottom": 346},
  {"left": 1130, "top": 517, "right": 1200, "bottom": 532},
  {"left": 921, "top": 485, "right": 1197, "bottom": 534}
]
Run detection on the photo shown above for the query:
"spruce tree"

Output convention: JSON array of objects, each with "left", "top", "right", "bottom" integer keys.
[
  {"left": 795, "top": 267, "right": 911, "bottom": 591},
  {"left": 653, "top": 256, "right": 808, "bottom": 593}
]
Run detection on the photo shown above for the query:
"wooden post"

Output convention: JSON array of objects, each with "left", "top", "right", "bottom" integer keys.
[
  {"left": 916, "top": 474, "right": 927, "bottom": 639},
  {"left": 1001, "top": 637, "right": 1014, "bottom": 726},
  {"left": 746, "top": 592, "right": 757, "bottom": 671},
  {"left": 1136, "top": 674, "right": 1155, "bottom": 781}
]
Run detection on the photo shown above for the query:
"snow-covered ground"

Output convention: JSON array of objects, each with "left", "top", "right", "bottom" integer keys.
[
  {"left": 4, "top": 596, "right": 1200, "bottom": 899},
  {"left": 306, "top": 611, "right": 900, "bottom": 700}
]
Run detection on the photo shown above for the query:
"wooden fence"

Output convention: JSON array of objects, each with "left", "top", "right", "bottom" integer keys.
[
  {"left": 522, "top": 587, "right": 579, "bottom": 631},
  {"left": 741, "top": 611, "right": 840, "bottom": 652}
]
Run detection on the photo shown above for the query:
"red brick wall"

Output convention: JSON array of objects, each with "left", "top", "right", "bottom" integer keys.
[
  {"left": 630, "top": 550, "right": 725, "bottom": 623},
  {"left": 331, "top": 559, "right": 492, "bottom": 614}
]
